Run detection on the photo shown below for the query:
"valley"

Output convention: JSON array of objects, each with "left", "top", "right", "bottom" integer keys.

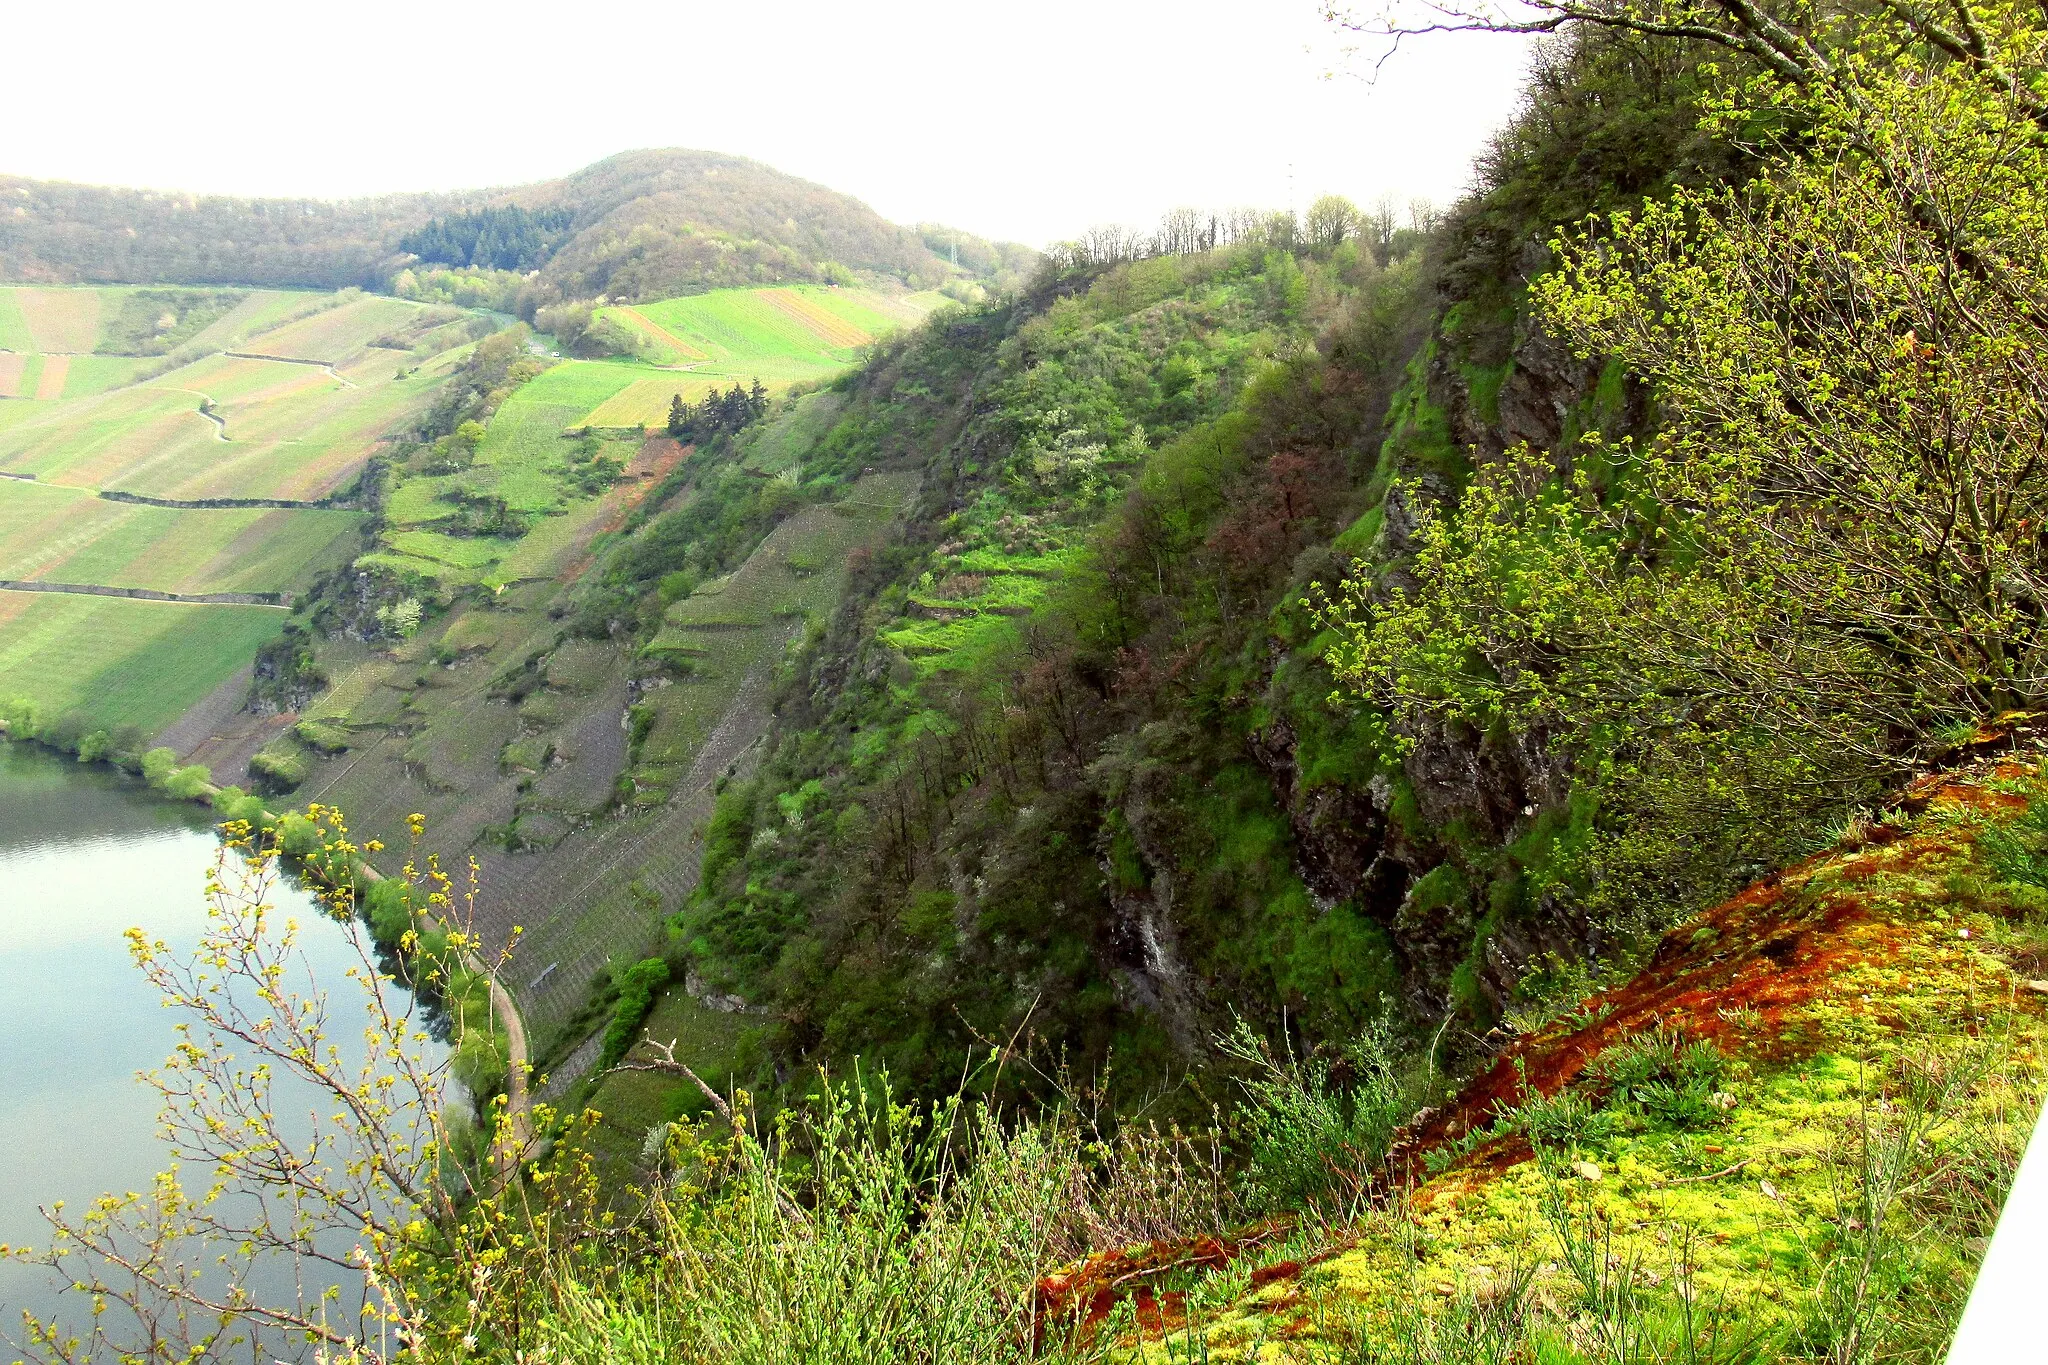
[{"left": 4, "top": 4, "right": 2047, "bottom": 1346}]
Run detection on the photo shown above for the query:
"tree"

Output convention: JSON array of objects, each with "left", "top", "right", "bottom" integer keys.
[
  {"left": 1321, "top": 0, "right": 2048, "bottom": 846},
  {"left": 1361, "top": 193, "right": 1399, "bottom": 265},
  {"left": 1304, "top": 194, "right": 1361, "bottom": 254},
  {"left": 5, "top": 810, "right": 535, "bottom": 1363}
]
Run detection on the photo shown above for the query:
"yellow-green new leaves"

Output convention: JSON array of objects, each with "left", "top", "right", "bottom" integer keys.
[{"left": 1331, "top": 3, "right": 2048, "bottom": 787}]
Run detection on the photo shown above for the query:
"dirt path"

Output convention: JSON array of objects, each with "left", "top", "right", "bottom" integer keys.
[
  {"left": 340, "top": 857, "right": 536, "bottom": 1175},
  {"left": 147, "top": 385, "right": 229, "bottom": 440}
]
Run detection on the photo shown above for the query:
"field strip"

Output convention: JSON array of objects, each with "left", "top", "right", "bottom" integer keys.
[
  {"left": 760, "top": 289, "right": 872, "bottom": 348},
  {"left": 615, "top": 309, "right": 709, "bottom": 361},
  {"left": 0, "top": 578, "right": 291, "bottom": 606},
  {"left": 222, "top": 351, "right": 358, "bottom": 389},
  {"left": 34, "top": 356, "right": 69, "bottom": 400},
  {"left": 145, "top": 385, "right": 230, "bottom": 440},
  {"left": 0, "top": 354, "right": 23, "bottom": 399}
]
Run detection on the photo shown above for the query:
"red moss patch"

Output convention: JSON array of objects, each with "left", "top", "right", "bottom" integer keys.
[{"left": 1033, "top": 1220, "right": 1321, "bottom": 1343}]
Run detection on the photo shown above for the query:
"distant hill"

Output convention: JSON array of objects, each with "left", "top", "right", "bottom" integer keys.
[
  {"left": 0, "top": 179, "right": 470, "bottom": 290},
  {"left": 0, "top": 150, "right": 1035, "bottom": 302}
]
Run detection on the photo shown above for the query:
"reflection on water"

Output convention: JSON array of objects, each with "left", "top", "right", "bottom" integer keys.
[{"left": 0, "top": 742, "right": 437, "bottom": 1351}]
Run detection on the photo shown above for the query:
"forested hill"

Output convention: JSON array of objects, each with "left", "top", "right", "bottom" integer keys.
[
  {"left": 0, "top": 149, "right": 1026, "bottom": 300},
  {"left": 0, "top": 177, "right": 462, "bottom": 290},
  {"left": 504, "top": 149, "right": 1013, "bottom": 303}
]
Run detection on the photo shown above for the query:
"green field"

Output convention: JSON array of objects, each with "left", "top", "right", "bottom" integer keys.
[
  {"left": 0, "top": 287, "right": 464, "bottom": 740},
  {"left": 0, "top": 480, "right": 358, "bottom": 593},
  {"left": 0, "top": 592, "right": 287, "bottom": 733},
  {"left": 0, "top": 280, "right": 936, "bottom": 753},
  {"left": 572, "top": 286, "right": 949, "bottom": 430},
  {"left": 620, "top": 286, "right": 944, "bottom": 375},
  {"left": 370, "top": 285, "right": 942, "bottom": 592}
]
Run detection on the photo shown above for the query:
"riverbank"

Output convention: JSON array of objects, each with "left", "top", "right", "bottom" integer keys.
[{"left": 0, "top": 725, "right": 535, "bottom": 1146}]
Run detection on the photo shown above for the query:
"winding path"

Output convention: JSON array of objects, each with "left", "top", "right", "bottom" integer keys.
[{"left": 350, "top": 858, "right": 535, "bottom": 1172}]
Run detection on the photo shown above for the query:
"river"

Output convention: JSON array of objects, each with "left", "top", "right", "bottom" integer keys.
[{"left": 0, "top": 741, "right": 437, "bottom": 1353}]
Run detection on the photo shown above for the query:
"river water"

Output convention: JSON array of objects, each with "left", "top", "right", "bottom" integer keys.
[{"left": 0, "top": 742, "right": 433, "bottom": 1351}]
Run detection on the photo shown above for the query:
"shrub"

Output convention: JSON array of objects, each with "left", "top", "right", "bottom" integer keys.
[
  {"left": 598, "top": 957, "right": 671, "bottom": 1070},
  {"left": 294, "top": 719, "right": 352, "bottom": 755},
  {"left": 272, "top": 812, "right": 323, "bottom": 859},
  {"left": 163, "top": 763, "right": 212, "bottom": 800},
  {"left": 250, "top": 748, "right": 307, "bottom": 794},
  {"left": 1216, "top": 1015, "right": 1406, "bottom": 1220},
  {"left": 451, "top": 1028, "right": 507, "bottom": 1100},
  {"left": 362, "top": 879, "right": 420, "bottom": 949},
  {"left": 140, "top": 746, "right": 180, "bottom": 787},
  {"left": 0, "top": 695, "right": 44, "bottom": 739}
]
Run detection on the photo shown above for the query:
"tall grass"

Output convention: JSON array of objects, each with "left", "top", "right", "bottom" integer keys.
[{"left": 507, "top": 1074, "right": 1228, "bottom": 1365}]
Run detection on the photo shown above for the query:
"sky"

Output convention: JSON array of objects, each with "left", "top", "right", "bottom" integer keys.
[{"left": 8, "top": 0, "right": 1535, "bottom": 249}]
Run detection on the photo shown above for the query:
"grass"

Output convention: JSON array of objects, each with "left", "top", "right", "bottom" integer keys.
[
  {"left": 0, "top": 289, "right": 465, "bottom": 743},
  {"left": 421, "top": 761, "right": 2048, "bottom": 1365},
  {"left": 228, "top": 294, "right": 425, "bottom": 362},
  {"left": 56, "top": 356, "right": 150, "bottom": 398},
  {"left": 385, "top": 362, "right": 638, "bottom": 537},
  {"left": 0, "top": 592, "right": 286, "bottom": 732},
  {"left": 0, "top": 307, "right": 451, "bottom": 501},
  {"left": 624, "top": 286, "right": 946, "bottom": 378},
  {"left": 570, "top": 286, "right": 951, "bottom": 429},
  {"left": 7, "top": 286, "right": 104, "bottom": 353},
  {"left": 738, "top": 389, "right": 846, "bottom": 475},
  {"left": 583, "top": 375, "right": 735, "bottom": 429},
  {"left": 1080, "top": 765, "right": 2048, "bottom": 1362},
  {"left": 881, "top": 548, "right": 1076, "bottom": 675},
  {"left": 0, "top": 289, "right": 33, "bottom": 352},
  {"left": 575, "top": 988, "right": 757, "bottom": 1186},
  {"left": 0, "top": 479, "right": 357, "bottom": 592}
]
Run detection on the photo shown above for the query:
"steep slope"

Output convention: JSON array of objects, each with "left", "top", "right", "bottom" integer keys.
[
  {"left": 589, "top": 35, "right": 1769, "bottom": 1113},
  {"left": 1042, "top": 750, "right": 2048, "bottom": 1359}
]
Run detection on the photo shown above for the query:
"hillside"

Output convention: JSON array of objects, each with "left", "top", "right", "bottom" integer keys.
[
  {"left": 0, "top": 150, "right": 1031, "bottom": 305},
  {"left": 509, "top": 149, "right": 970, "bottom": 303},
  {"left": 9, "top": 0, "right": 2048, "bottom": 1353},
  {"left": 0, "top": 284, "right": 472, "bottom": 738},
  {"left": 1042, "top": 750, "right": 2048, "bottom": 1356}
]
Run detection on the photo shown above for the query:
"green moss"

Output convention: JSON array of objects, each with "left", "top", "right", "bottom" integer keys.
[{"left": 1458, "top": 360, "right": 1513, "bottom": 428}]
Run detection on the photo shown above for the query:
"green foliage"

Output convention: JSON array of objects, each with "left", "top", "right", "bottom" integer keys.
[
  {"left": 96, "top": 289, "right": 244, "bottom": 356},
  {"left": 598, "top": 957, "right": 672, "bottom": 1071},
  {"left": 249, "top": 747, "right": 308, "bottom": 795},
  {"left": 163, "top": 763, "right": 213, "bottom": 800},
  {"left": 139, "top": 746, "right": 178, "bottom": 787},
  {"left": 1217, "top": 1015, "right": 1407, "bottom": 1220},
  {"left": 1976, "top": 790, "right": 2048, "bottom": 892},
  {"left": 522, "top": 1080, "right": 1086, "bottom": 1364},
  {"left": 362, "top": 878, "right": 421, "bottom": 949}
]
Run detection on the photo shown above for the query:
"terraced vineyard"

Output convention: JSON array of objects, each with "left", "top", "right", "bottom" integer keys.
[
  {"left": 3, "top": 274, "right": 942, "bottom": 1059},
  {"left": 292, "top": 469, "right": 919, "bottom": 1040},
  {"left": 370, "top": 284, "right": 947, "bottom": 587},
  {"left": 0, "top": 285, "right": 467, "bottom": 732}
]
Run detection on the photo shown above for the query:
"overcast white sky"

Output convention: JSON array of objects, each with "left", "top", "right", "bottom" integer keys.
[{"left": 9, "top": 0, "right": 1533, "bottom": 248}]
